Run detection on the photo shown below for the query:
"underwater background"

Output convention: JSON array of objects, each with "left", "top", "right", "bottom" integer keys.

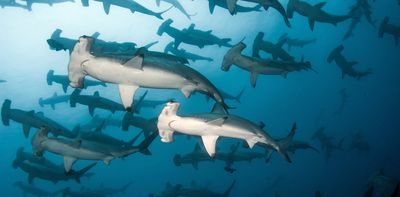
[{"left": 0, "top": 0, "right": 400, "bottom": 196}]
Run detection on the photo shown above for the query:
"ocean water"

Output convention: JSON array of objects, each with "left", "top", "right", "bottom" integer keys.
[{"left": 0, "top": 0, "right": 400, "bottom": 196}]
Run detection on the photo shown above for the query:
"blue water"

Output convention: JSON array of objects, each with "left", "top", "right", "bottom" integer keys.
[{"left": 1, "top": 0, "right": 400, "bottom": 196}]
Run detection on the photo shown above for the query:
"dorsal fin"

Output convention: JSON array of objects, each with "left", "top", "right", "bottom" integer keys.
[
  {"left": 124, "top": 55, "right": 144, "bottom": 70},
  {"left": 53, "top": 92, "right": 57, "bottom": 97},
  {"left": 314, "top": 2, "right": 326, "bottom": 9},
  {"left": 93, "top": 91, "right": 100, "bottom": 97},
  {"left": 188, "top": 24, "right": 195, "bottom": 31}
]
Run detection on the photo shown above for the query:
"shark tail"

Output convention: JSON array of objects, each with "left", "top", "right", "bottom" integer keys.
[
  {"left": 69, "top": 89, "right": 81, "bottom": 107},
  {"left": 12, "top": 147, "right": 25, "bottom": 169},
  {"left": 122, "top": 112, "right": 133, "bottom": 131},
  {"left": 224, "top": 180, "right": 236, "bottom": 197},
  {"left": 252, "top": 32, "right": 264, "bottom": 58},
  {"left": 134, "top": 131, "right": 158, "bottom": 156},
  {"left": 153, "top": 5, "right": 174, "bottom": 20},
  {"left": 157, "top": 18, "right": 173, "bottom": 36},
  {"left": 173, "top": 154, "right": 182, "bottom": 166},
  {"left": 1, "top": 99, "right": 11, "bottom": 126},
  {"left": 74, "top": 162, "right": 97, "bottom": 184},
  {"left": 46, "top": 69, "right": 54, "bottom": 85},
  {"left": 286, "top": 0, "right": 295, "bottom": 18},
  {"left": 280, "top": 122, "right": 297, "bottom": 148},
  {"left": 234, "top": 88, "right": 245, "bottom": 103},
  {"left": 378, "top": 16, "right": 389, "bottom": 38}
]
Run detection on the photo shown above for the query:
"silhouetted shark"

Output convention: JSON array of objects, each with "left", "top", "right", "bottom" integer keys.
[
  {"left": 39, "top": 92, "right": 70, "bottom": 110},
  {"left": 311, "top": 127, "right": 344, "bottom": 161},
  {"left": 252, "top": 32, "right": 294, "bottom": 61},
  {"left": 47, "top": 69, "right": 107, "bottom": 93},
  {"left": 278, "top": 33, "right": 316, "bottom": 51},
  {"left": 287, "top": 0, "right": 350, "bottom": 31},
  {"left": 204, "top": 0, "right": 262, "bottom": 15},
  {"left": 158, "top": 19, "right": 232, "bottom": 48},
  {"left": 164, "top": 42, "right": 213, "bottom": 62},
  {"left": 378, "top": 16, "right": 400, "bottom": 46},
  {"left": 343, "top": 0, "right": 375, "bottom": 40},
  {"left": 156, "top": 0, "right": 193, "bottom": 19},
  {"left": 22, "top": 0, "right": 74, "bottom": 11},
  {"left": 327, "top": 45, "right": 372, "bottom": 80},
  {"left": 173, "top": 143, "right": 214, "bottom": 170}
]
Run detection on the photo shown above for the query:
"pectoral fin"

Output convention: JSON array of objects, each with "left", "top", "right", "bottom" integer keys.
[
  {"left": 201, "top": 135, "right": 219, "bottom": 157},
  {"left": 118, "top": 84, "right": 139, "bottom": 111},
  {"left": 88, "top": 105, "right": 95, "bottom": 117},
  {"left": 226, "top": 0, "right": 239, "bottom": 14},
  {"left": 206, "top": 117, "right": 227, "bottom": 126},
  {"left": 102, "top": 0, "right": 111, "bottom": 14},
  {"left": 64, "top": 156, "right": 77, "bottom": 172},
  {"left": 22, "top": 124, "right": 31, "bottom": 138},
  {"left": 250, "top": 72, "right": 258, "bottom": 88},
  {"left": 124, "top": 55, "right": 144, "bottom": 70}
]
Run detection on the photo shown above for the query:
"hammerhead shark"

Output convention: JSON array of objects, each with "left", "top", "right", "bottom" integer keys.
[
  {"left": 0, "top": 0, "right": 28, "bottom": 9},
  {"left": 164, "top": 42, "right": 213, "bottom": 62},
  {"left": 348, "top": 129, "right": 370, "bottom": 152},
  {"left": 287, "top": 0, "right": 350, "bottom": 31},
  {"left": 68, "top": 36, "right": 231, "bottom": 113},
  {"left": 156, "top": 0, "right": 194, "bottom": 20},
  {"left": 70, "top": 89, "right": 125, "bottom": 116},
  {"left": 22, "top": 0, "right": 74, "bottom": 11},
  {"left": 39, "top": 92, "right": 70, "bottom": 110},
  {"left": 47, "top": 69, "right": 107, "bottom": 93},
  {"left": 278, "top": 33, "right": 316, "bottom": 51},
  {"left": 2, "top": 99, "right": 76, "bottom": 138},
  {"left": 14, "top": 181, "right": 62, "bottom": 196},
  {"left": 81, "top": 0, "right": 170, "bottom": 19},
  {"left": 173, "top": 143, "right": 215, "bottom": 170},
  {"left": 202, "top": 0, "right": 262, "bottom": 15},
  {"left": 222, "top": 42, "right": 314, "bottom": 87},
  {"left": 343, "top": 0, "right": 375, "bottom": 40},
  {"left": 327, "top": 45, "right": 372, "bottom": 80},
  {"left": 157, "top": 19, "right": 232, "bottom": 48},
  {"left": 150, "top": 180, "right": 236, "bottom": 197},
  {"left": 225, "top": 0, "right": 290, "bottom": 27},
  {"left": 378, "top": 16, "right": 400, "bottom": 46},
  {"left": 252, "top": 32, "right": 294, "bottom": 61},
  {"left": 311, "top": 127, "right": 344, "bottom": 161}
]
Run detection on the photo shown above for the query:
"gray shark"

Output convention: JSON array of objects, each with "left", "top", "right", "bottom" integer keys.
[
  {"left": 14, "top": 181, "right": 62, "bottom": 197},
  {"left": 327, "top": 45, "right": 372, "bottom": 80},
  {"left": 22, "top": 0, "right": 74, "bottom": 11},
  {"left": 205, "top": 0, "right": 262, "bottom": 15},
  {"left": 216, "top": 142, "right": 264, "bottom": 173},
  {"left": 84, "top": 0, "right": 169, "bottom": 19},
  {"left": 12, "top": 147, "right": 59, "bottom": 169},
  {"left": 47, "top": 69, "right": 107, "bottom": 93},
  {"left": 286, "top": 0, "right": 350, "bottom": 31},
  {"left": 39, "top": 92, "right": 70, "bottom": 110},
  {"left": 81, "top": 114, "right": 121, "bottom": 130},
  {"left": 256, "top": 123, "right": 319, "bottom": 162},
  {"left": 173, "top": 143, "right": 215, "bottom": 170},
  {"left": 222, "top": 42, "right": 313, "bottom": 87},
  {"left": 0, "top": 0, "right": 28, "bottom": 9},
  {"left": 164, "top": 42, "right": 213, "bottom": 62},
  {"left": 1, "top": 99, "right": 76, "bottom": 138},
  {"left": 150, "top": 180, "right": 236, "bottom": 197},
  {"left": 378, "top": 16, "right": 400, "bottom": 46},
  {"left": 81, "top": 182, "right": 132, "bottom": 196},
  {"left": 226, "top": 0, "right": 290, "bottom": 27},
  {"left": 311, "top": 127, "right": 344, "bottom": 161},
  {"left": 278, "top": 33, "right": 316, "bottom": 51},
  {"left": 14, "top": 156, "right": 96, "bottom": 184},
  {"left": 70, "top": 89, "right": 125, "bottom": 116},
  {"left": 31, "top": 127, "right": 157, "bottom": 172},
  {"left": 348, "top": 129, "right": 370, "bottom": 152},
  {"left": 68, "top": 36, "right": 230, "bottom": 112},
  {"left": 132, "top": 90, "right": 172, "bottom": 114},
  {"left": 343, "top": 0, "right": 375, "bottom": 40},
  {"left": 157, "top": 102, "right": 291, "bottom": 163},
  {"left": 156, "top": 0, "right": 193, "bottom": 20},
  {"left": 252, "top": 32, "right": 294, "bottom": 61},
  {"left": 202, "top": 88, "right": 245, "bottom": 103},
  {"left": 62, "top": 187, "right": 107, "bottom": 197},
  {"left": 157, "top": 19, "right": 232, "bottom": 48},
  {"left": 122, "top": 112, "right": 157, "bottom": 138}
]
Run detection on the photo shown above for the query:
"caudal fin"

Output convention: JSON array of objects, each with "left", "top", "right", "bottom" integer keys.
[
  {"left": 1, "top": 99, "right": 11, "bottom": 126},
  {"left": 234, "top": 88, "right": 245, "bottom": 103},
  {"left": 173, "top": 154, "right": 182, "bottom": 166}
]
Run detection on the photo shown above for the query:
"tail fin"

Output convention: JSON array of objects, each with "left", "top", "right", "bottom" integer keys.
[
  {"left": 286, "top": 0, "right": 295, "bottom": 18},
  {"left": 69, "top": 89, "right": 81, "bottom": 107},
  {"left": 38, "top": 98, "right": 44, "bottom": 107},
  {"left": 252, "top": 32, "right": 264, "bottom": 58},
  {"left": 153, "top": 5, "right": 174, "bottom": 20},
  {"left": 157, "top": 19, "right": 173, "bottom": 36},
  {"left": 234, "top": 88, "right": 245, "bottom": 103},
  {"left": 378, "top": 17, "right": 389, "bottom": 38},
  {"left": 279, "top": 122, "right": 297, "bottom": 149},
  {"left": 1, "top": 99, "right": 11, "bottom": 126},
  {"left": 137, "top": 131, "right": 158, "bottom": 155},
  {"left": 268, "top": 0, "right": 291, "bottom": 27},
  {"left": 223, "top": 180, "right": 236, "bottom": 197},
  {"left": 12, "top": 147, "right": 25, "bottom": 168},
  {"left": 173, "top": 154, "right": 182, "bottom": 166},
  {"left": 222, "top": 42, "right": 246, "bottom": 71},
  {"left": 122, "top": 112, "right": 133, "bottom": 131},
  {"left": 46, "top": 69, "right": 54, "bottom": 85},
  {"left": 74, "top": 162, "right": 97, "bottom": 184}
]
